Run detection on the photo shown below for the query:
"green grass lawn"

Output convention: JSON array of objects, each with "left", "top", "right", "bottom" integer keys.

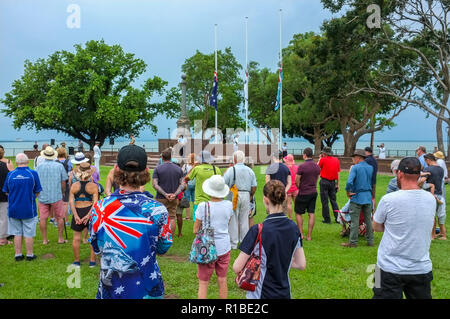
[{"left": 0, "top": 159, "right": 449, "bottom": 299}]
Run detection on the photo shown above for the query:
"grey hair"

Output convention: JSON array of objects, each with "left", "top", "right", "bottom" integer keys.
[
  {"left": 16, "top": 153, "right": 29, "bottom": 165},
  {"left": 233, "top": 150, "right": 245, "bottom": 164}
]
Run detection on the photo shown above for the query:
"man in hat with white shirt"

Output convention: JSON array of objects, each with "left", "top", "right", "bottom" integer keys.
[{"left": 36, "top": 146, "right": 69, "bottom": 245}]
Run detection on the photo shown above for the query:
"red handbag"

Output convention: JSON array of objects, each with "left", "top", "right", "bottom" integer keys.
[{"left": 235, "top": 223, "right": 263, "bottom": 291}]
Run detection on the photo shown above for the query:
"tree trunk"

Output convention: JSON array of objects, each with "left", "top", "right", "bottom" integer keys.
[
  {"left": 313, "top": 126, "right": 322, "bottom": 156},
  {"left": 342, "top": 132, "right": 357, "bottom": 157},
  {"left": 436, "top": 107, "right": 445, "bottom": 154},
  {"left": 370, "top": 115, "right": 375, "bottom": 151}
]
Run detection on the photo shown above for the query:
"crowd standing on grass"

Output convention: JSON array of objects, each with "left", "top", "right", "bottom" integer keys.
[{"left": 0, "top": 140, "right": 448, "bottom": 300}]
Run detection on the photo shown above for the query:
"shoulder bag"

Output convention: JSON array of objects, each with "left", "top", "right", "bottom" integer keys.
[
  {"left": 189, "top": 202, "right": 218, "bottom": 264},
  {"left": 235, "top": 223, "right": 263, "bottom": 291}
]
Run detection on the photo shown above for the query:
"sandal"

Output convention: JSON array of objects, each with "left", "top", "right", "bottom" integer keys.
[
  {"left": 57, "top": 240, "right": 68, "bottom": 244},
  {"left": 42, "top": 240, "right": 50, "bottom": 245}
]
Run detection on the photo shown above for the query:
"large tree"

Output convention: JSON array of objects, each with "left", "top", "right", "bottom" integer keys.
[
  {"left": 281, "top": 32, "right": 341, "bottom": 154},
  {"left": 318, "top": 10, "right": 411, "bottom": 156},
  {"left": 181, "top": 47, "right": 244, "bottom": 141},
  {"left": 1, "top": 39, "right": 179, "bottom": 150},
  {"left": 322, "top": 0, "right": 450, "bottom": 156}
]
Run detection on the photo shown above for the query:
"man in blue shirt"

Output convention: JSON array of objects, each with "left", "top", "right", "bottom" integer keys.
[
  {"left": 342, "top": 149, "right": 374, "bottom": 248},
  {"left": 416, "top": 146, "right": 428, "bottom": 170},
  {"left": 2, "top": 153, "right": 42, "bottom": 261}
]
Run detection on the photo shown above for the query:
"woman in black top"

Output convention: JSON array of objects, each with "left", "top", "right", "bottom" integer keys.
[
  {"left": 69, "top": 162, "right": 98, "bottom": 267},
  {"left": 233, "top": 180, "right": 306, "bottom": 299}
]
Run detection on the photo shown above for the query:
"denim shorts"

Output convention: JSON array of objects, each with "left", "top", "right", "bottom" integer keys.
[
  {"left": 184, "top": 184, "right": 195, "bottom": 203},
  {"left": 8, "top": 216, "right": 38, "bottom": 238}
]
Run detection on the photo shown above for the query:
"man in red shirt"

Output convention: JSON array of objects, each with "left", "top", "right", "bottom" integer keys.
[{"left": 318, "top": 147, "right": 341, "bottom": 224}]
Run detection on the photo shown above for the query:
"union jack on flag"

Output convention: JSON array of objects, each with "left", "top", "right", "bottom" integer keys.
[
  {"left": 209, "top": 70, "right": 218, "bottom": 110},
  {"left": 91, "top": 198, "right": 154, "bottom": 249}
]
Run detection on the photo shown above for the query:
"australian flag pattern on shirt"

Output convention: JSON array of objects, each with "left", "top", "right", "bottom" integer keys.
[{"left": 89, "top": 190, "right": 173, "bottom": 299}]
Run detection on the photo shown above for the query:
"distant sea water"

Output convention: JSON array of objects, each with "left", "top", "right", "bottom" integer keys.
[{"left": 0, "top": 138, "right": 445, "bottom": 158}]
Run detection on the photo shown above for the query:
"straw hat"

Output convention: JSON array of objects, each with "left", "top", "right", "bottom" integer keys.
[
  {"left": 40, "top": 146, "right": 57, "bottom": 160},
  {"left": 434, "top": 151, "right": 445, "bottom": 160},
  {"left": 202, "top": 175, "right": 230, "bottom": 198}
]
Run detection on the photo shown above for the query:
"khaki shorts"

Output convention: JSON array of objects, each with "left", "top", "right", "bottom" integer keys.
[{"left": 157, "top": 198, "right": 179, "bottom": 219}]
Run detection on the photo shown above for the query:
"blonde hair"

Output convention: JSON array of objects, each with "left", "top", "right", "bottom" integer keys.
[{"left": 57, "top": 147, "right": 67, "bottom": 159}]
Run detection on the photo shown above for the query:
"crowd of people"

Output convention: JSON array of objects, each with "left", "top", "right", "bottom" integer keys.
[{"left": 0, "top": 142, "right": 447, "bottom": 299}]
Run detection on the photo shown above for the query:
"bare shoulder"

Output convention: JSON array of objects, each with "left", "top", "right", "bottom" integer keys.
[
  {"left": 86, "top": 182, "right": 99, "bottom": 194},
  {"left": 70, "top": 181, "right": 81, "bottom": 193}
]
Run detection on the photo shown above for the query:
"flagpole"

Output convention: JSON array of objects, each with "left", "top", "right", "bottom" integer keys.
[
  {"left": 214, "top": 24, "right": 218, "bottom": 144},
  {"left": 245, "top": 17, "right": 249, "bottom": 146},
  {"left": 279, "top": 9, "right": 283, "bottom": 149}
]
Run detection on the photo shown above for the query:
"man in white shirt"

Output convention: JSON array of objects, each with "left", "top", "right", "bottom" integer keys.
[
  {"left": 93, "top": 141, "right": 101, "bottom": 174},
  {"left": 223, "top": 151, "right": 257, "bottom": 249},
  {"left": 372, "top": 157, "right": 435, "bottom": 299},
  {"left": 378, "top": 143, "right": 386, "bottom": 159}
]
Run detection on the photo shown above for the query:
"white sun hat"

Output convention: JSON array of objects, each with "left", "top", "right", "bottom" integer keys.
[
  {"left": 202, "top": 174, "right": 230, "bottom": 199},
  {"left": 71, "top": 152, "right": 89, "bottom": 165}
]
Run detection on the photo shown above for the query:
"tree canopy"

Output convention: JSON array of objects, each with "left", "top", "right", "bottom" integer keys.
[
  {"left": 1, "top": 39, "right": 179, "bottom": 149},
  {"left": 181, "top": 47, "right": 244, "bottom": 141}
]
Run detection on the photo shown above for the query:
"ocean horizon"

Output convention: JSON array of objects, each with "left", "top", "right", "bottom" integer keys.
[{"left": 0, "top": 138, "right": 446, "bottom": 158}]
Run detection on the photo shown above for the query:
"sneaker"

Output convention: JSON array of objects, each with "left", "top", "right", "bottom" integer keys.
[
  {"left": 72, "top": 261, "right": 81, "bottom": 267},
  {"left": 321, "top": 220, "right": 331, "bottom": 224},
  {"left": 15, "top": 255, "right": 24, "bottom": 262},
  {"left": 26, "top": 255, "right": 37, "bottom": 261},
  {"left": 89, "top": 261, "right": 96, "bottom": 268}
]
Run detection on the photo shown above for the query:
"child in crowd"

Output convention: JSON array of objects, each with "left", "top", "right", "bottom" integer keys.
[{"left": 193, "top": 175, "right": 233, "bottom": 299}]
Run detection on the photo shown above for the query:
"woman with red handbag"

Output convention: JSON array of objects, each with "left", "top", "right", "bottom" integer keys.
[{"left": 232, "top": 180, "right": 306, "bottom": 299}]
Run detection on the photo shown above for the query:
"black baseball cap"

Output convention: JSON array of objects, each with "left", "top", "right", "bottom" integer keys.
[
  {"left": 398, "top": 157, "right": 421, "bottom": 175},
  {"left": 117, "top": 145, "right": 148, "bottom": 172}
]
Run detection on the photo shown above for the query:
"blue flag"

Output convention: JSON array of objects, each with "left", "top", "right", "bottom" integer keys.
[
  {"left": 274, "top": 67, "right": 282, "bottom": 111},
  {"left": 209, "top": 71, "right": 218, "bottom": 110}
]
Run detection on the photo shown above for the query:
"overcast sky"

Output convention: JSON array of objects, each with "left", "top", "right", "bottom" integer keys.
[{"left": 0, "top": 0, "right": 444, "bottom": 142}]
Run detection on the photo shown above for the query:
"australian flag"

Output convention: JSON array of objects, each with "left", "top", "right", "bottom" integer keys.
[
  {"left": 274, "top": 66, "right": 283, "bottom": 111},
  {"left": 209, "top": 71, "right": 218, "bottom": 110}
]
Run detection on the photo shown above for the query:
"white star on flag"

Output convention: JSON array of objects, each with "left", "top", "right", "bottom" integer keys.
[
  {"left": 114, "top": 285, "right": 125, "bottom": 295},
  {"left": 141, "top": 255, "right": 150, "bottom": 266},
  {"left": 150, "top": 271, "right": 157, "bottom": 280},
  {"left": 136, "top": 281, "right": 141, "bottom": 286}
]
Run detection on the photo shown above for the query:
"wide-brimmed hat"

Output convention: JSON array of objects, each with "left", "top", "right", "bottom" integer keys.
[
  {"left": 71, "top": 152, "right": 89, "bottom": 165},
  {"left": 202, "top": 175, "right": 230, "bottom": 198},
  {"left": 434, "top": 151, "right": 445, "bottom": 160},
  {"left": 197, "top": 150, "right": 215, "bottom": 164},
  {"left": 284, "top": 154, "right": 295, "bottom": 165},
  {"left": 40, "top": 146, "right": 57, "bottom": 160},
  {"left": 79, "top": 162, "right": 92, "bottom": 172},
  {"left": 352, "top": 149, "right": 367, "bottom": 158}
]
